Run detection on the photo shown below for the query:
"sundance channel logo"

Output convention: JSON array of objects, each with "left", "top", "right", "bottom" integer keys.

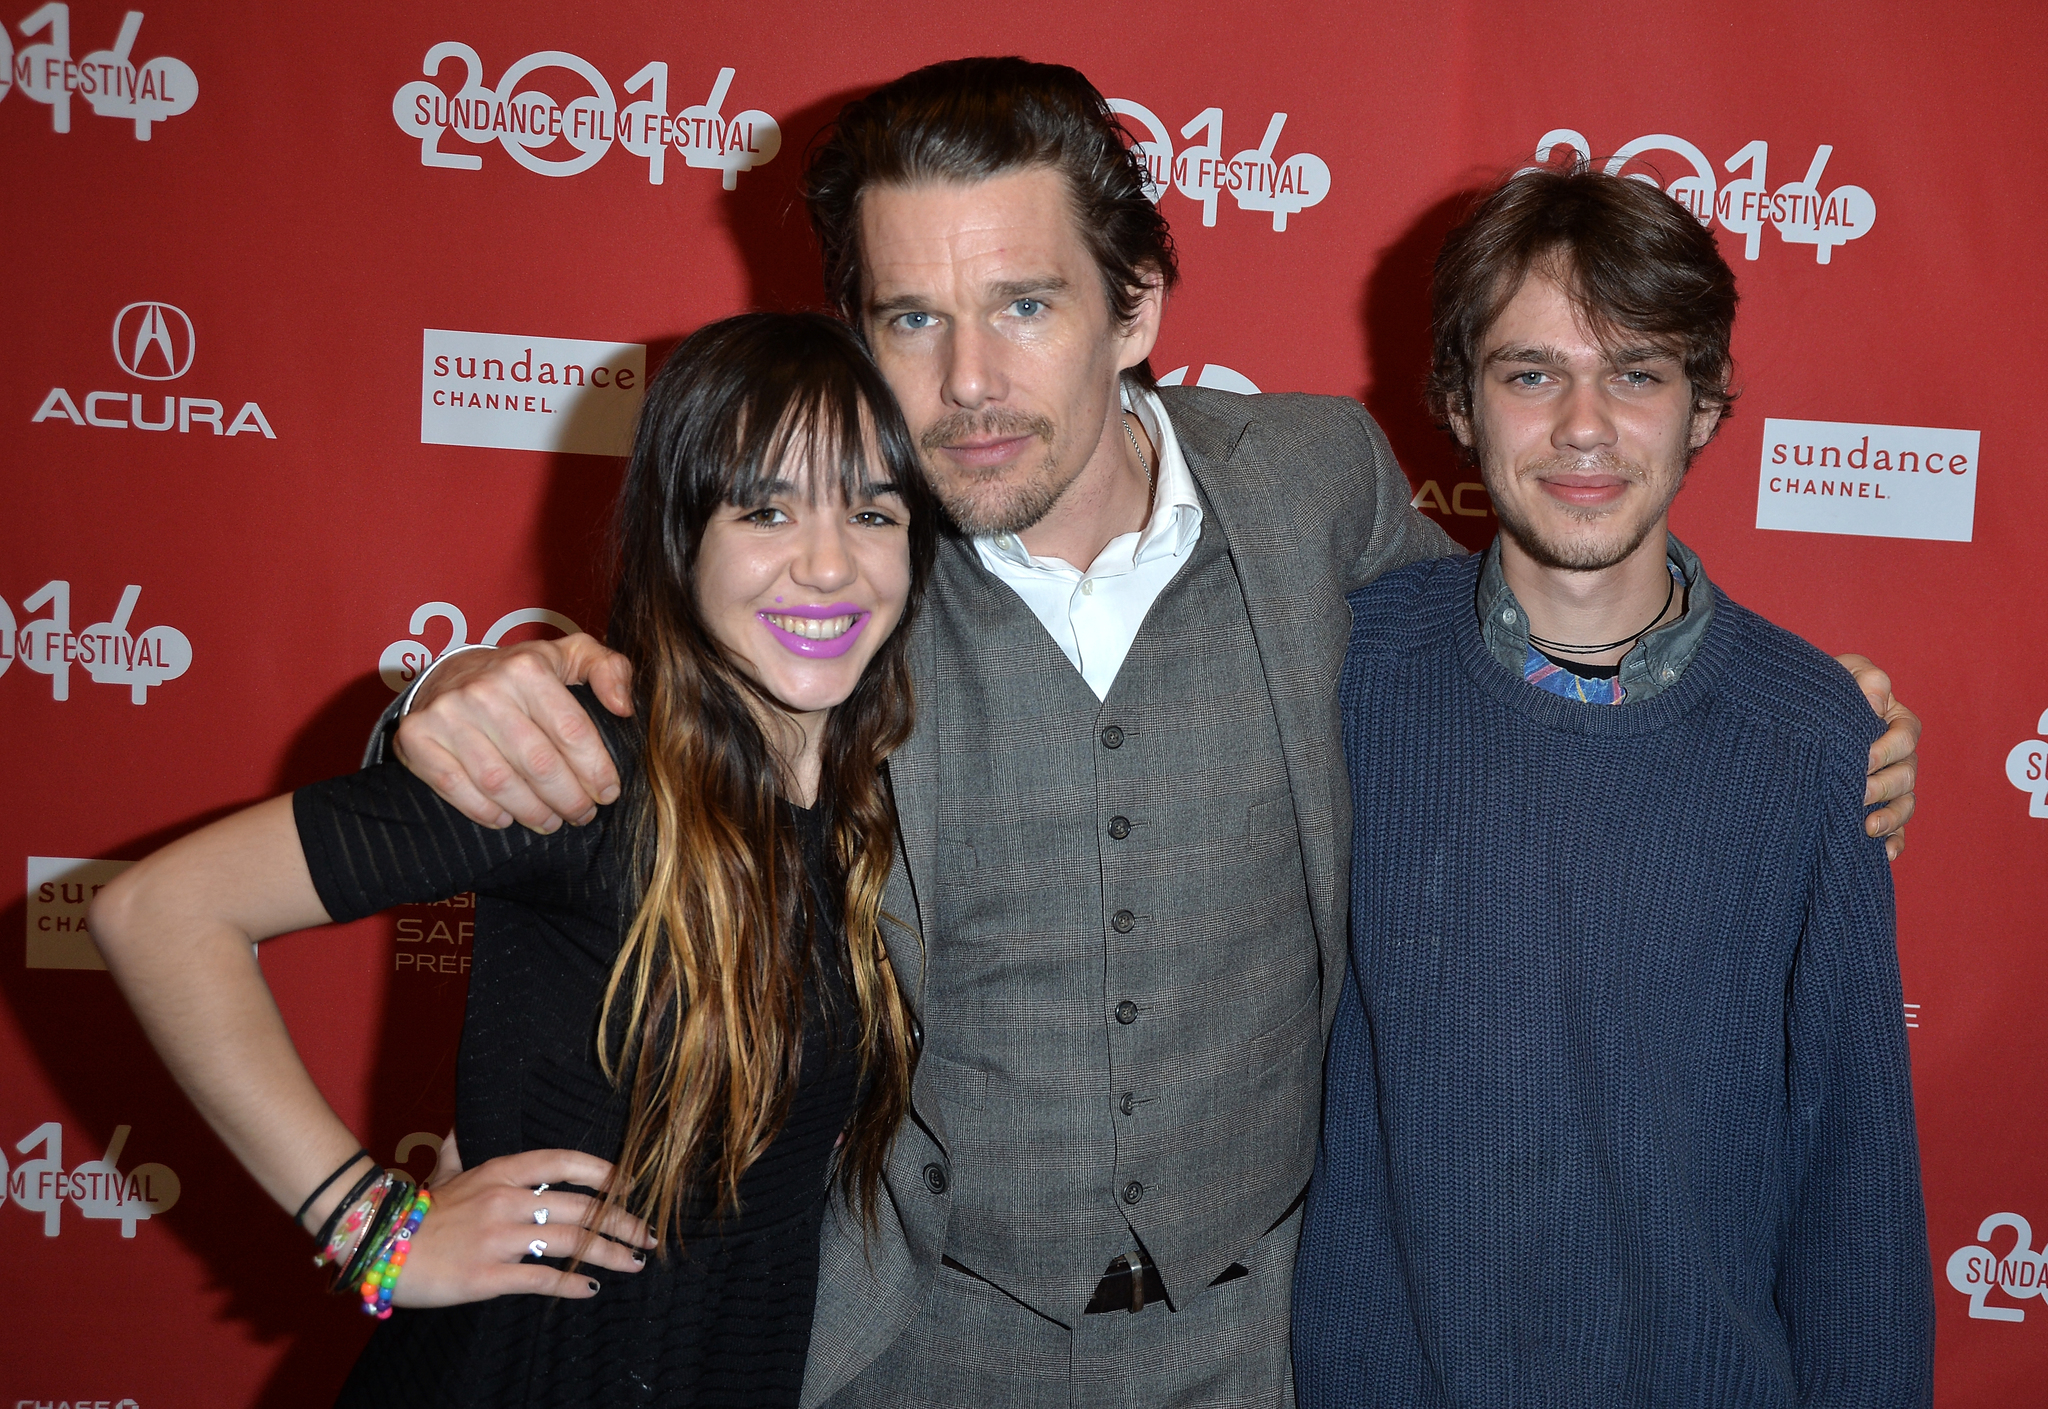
[
  {"left": 25, "top": 856, "right": 130, "bottom": 969},
  {"left": 2008, "top": 707, "right": 2048, "bottom": 820},
  {"left": 1755, "top": 418, "right": 1978, "bottom": 542},
  {"left": 422, "top": 330, "right": 644, "bottom": 455}
]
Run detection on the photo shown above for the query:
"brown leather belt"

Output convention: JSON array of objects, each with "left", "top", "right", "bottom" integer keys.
[
  {"left": 1082, "top": 1249, "right": 1246, "bottom": 1314},
  {"left": 940, "top": 1188, "right": 1306, "bottom": 1316}
]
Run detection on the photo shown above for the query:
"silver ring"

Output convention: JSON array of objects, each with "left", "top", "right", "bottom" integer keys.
[
  {"left": 532, "top": 1182, "right": 549, "bottom": 1196},
  {"left": 533, "top": 1207, "right": 549, "bottom": 1226},
  {"left": 528, "top": 1238, "right": 548, "bottom": 1258}
]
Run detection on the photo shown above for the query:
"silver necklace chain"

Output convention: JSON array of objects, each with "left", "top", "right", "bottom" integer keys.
[{"left": 1122, "top": 412, "right": 1155, "bottom": 512}]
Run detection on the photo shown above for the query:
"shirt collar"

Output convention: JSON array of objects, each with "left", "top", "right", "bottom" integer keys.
[
  {"left": 975, "top": 382, "right": 1204, "bottom": 576},
  {"left": 1476, "top": 532, "right": 1717, "bottom": 704}
]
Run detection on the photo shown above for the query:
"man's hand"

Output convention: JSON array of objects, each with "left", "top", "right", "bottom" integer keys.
[
  {"left": 395, "top": 634, "right": 635, "bottom": 832},
  {"left": 1836, "top": 653, "right": 1919, "bottom": 861}
]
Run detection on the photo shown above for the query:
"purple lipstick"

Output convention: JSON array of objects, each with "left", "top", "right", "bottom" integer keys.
[{"left": 757, "top": 602, "right": 871, "bottom": 659}]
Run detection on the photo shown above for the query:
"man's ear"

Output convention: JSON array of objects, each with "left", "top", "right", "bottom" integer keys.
[
  {"left": 1688, "top": 401, "right": 1724, "bottom": 451},
  {"left": 1447, "top": 405, "right": 1476, "bottom": 454},
  {"left": 1114, "top": 271, "right": 1167, "bottom": 374}
]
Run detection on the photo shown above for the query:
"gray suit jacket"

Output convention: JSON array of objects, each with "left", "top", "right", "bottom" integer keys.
[{"left": 799, "top": 387, "right": 1457, "bottom": 1406}]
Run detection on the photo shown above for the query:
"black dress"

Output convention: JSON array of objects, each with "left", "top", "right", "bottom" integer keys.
[{"left": 293, "top": 695, "right": 857, "bottom": 1407}]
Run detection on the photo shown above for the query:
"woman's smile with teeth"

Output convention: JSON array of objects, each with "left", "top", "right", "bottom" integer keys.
[{"left": 762, "top": 612, "right": 857, "bottom": 639}]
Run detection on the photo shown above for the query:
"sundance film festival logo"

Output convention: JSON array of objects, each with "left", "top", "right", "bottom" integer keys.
[
  {"left": 1525, "top": 130, "right": 1873, "bottom": 264},
  {"left": 1948, "top": 1211, "right": 2048, "bottom": 1322},
  {"left": 0, "top": 5, "right": 192, "bottom": 138},
  {"left": 3, "top": 1121, "right": 179, "bottom": 1238},
  {"left": 392, "top": 42, "right": 776, "bottom": 188},
  {"left": 1110, "top": 98, "right": 1328, "bottom": 231},
  {"left": 2008, "top": 708, "right": 2048, "bottom": 819},
  {"left": 379, "top": 600, "right": 582, "bottom": 693},
  {"left": 31, "top": 301, "right": 276, "bottom": 439},
  {"left": 0, "top": 580, "right": 191, "bottom": 703}
]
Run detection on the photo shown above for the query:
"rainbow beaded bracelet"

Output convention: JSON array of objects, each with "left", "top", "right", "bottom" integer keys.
[{"left": 358, "top": 1185, "right": 432, "bottom": 1319}]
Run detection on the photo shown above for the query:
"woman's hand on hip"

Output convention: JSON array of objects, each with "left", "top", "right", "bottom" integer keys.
[{"left": 393, "top": 1147, "right": 656, "bottom": 1307}]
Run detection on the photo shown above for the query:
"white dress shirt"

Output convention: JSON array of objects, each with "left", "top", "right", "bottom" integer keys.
[{"left": 973, "top": 385, "right": 1205, "bottom": 700}]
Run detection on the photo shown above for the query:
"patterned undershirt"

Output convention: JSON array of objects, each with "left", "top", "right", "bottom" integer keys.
[{"left": 1520, "top": 562, "right": 1688, "bottom": 706}]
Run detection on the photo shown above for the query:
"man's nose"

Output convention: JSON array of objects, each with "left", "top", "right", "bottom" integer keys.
[
  {"left": 1553, "top": 377, "right": 1619, "bottom": 454},
  {"left": 941, "top": 322, "right": 1007, "bottom": 410}
]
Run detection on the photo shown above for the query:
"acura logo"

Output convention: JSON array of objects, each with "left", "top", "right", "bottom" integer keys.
[{"left": 112, "top": 302, "right": 195, "bottom": 381}]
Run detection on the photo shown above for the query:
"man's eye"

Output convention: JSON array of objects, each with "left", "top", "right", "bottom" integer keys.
[
  {"left": 1620, "top": 370, "right": 1656, "bottom": 387},
  {"left": 1011, "top": 298, "right": 1044, "bottom": 317},
  {"left": 894, "top": 312, "right": 935, "bottom": 332},
  {"left": 1512, "top": 371, "right": 1546, "bottom": 387}
]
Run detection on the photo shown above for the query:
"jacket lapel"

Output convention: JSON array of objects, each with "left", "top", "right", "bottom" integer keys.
[{"left": 1166, "top": 392, "right": 1351, "bottom": 996}]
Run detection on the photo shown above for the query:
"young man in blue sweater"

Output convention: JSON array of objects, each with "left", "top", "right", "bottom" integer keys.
[{"left": 1292, "top": 167, "right": 1935, "bottom": 1406}]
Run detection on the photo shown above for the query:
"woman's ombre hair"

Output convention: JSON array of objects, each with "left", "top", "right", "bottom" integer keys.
[{"left": 598, "top": 311, "right": 934, "bottom": 1241}]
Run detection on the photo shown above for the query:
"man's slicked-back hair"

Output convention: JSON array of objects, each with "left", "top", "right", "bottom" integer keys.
[
  {"left": 1427, "top": 163, "right": 1739, "bottom": 451},
  {"left": 803, "top": 56, "right": 1179, "bottom": 389}
]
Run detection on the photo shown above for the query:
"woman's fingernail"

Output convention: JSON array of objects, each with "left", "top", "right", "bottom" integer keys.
[
  {"left": 587, "top": 1280, "right": 601, "bottom": 1292},
  {"left": 632, "top": 1251, "right": 646, "bottom": 1265},
  {"left": 599, "top": 785, "right": 620, "bottom": 804}
]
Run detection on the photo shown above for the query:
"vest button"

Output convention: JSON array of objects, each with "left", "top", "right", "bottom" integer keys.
[
  {"left": 1116, "top": 1000, "right": 1138, "bottom": 1024},
  {"left": 1111, "top": 909, "right": 1134, "bottom": 933},
  {"left": 1120, "top": 1091, "right": 1135, "bottom": 1116},
  {"left": 923, "top": 1163, "right": 948, "bottom": 1195},
  {"left": 1100, "top": 725, "right": 1124, "bottom": 749},
  {"left": 1107, "top": 815, "right": 1131, "bottom": 840},
  {"left": 1122, "top": 1180, "right": 1144, "bottom": 1205}
]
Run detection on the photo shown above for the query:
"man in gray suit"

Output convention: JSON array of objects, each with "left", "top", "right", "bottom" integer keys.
[{"left": 377, "top": 59, "right": 1920, "bottom": 1406}]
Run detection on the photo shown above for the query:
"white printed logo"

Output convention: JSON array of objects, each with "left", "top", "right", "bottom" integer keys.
[
  {"left": 31, "top": 302, "right": 276, "bottom": 439},
  {"left": 2, "top": 5, "right": 194, "bottom": 137},
  {"left": 421, "top": 329, "right": 643, "bottom": 455},
  {"left": 393, "top": 44, "right": 777, "bottom": 188},
  {"left": 379, "top": 600, "right": 582, "bottom": 693},
  {"left": 3, "top": 1122, "right": 180, "bottom": 1238},
  {"left": 110, "top": 300, "right": 192, "bottom": 379},
  {"left": 25, "top": 856, "right": 130, "bottom": 970},
  {"left": 1755, "top": 418, "right": 1978, "bottom": 543},
  {"left": 2, "top": 581, "right": 191, "bottom": 703},
  {"left": 1109, "top": 99, "right": 1329, "bottom": 231},
  {"left": 2006, "top": 708, "right": 2048, "bottom": 819},
  {"left": 1524, "top": 130, "right": 1873, "bottom": 264},
  {"left": 1157, "top": 363, "right": 1260, "bottom": 395},
  {"left": 1947, "top": 1213, "right": 2048, "bottom": 1321}
]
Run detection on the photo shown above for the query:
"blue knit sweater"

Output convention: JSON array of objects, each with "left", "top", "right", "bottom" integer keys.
[{"left": 1292, "top": 553, "right": 1933, "bottom": 1407}]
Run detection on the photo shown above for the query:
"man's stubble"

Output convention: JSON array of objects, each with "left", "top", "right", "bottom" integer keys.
[{"left": 918, "top": 408, "right": 1073, "bottom": 537}]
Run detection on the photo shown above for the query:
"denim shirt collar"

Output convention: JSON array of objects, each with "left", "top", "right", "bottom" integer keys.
[{"left": 1476, "top": 532, "right": 1716, "bottom": 705}]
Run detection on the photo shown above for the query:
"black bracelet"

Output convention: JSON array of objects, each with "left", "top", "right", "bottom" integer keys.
[
  {"left": 312, "top": 1161, "right": 384, "bottom": 1250},
  {"left": 295, "top": 1148, "right": 372, "bottom": 1230}
]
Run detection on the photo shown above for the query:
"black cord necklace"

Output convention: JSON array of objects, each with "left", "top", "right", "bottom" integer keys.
[{"left": 1525, "top": 571, "right": 1677, "bottom": 657}]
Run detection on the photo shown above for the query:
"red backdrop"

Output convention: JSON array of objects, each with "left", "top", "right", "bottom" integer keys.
[{"left": 4, "top": 2, "right": 2044, "bottom": 1404}]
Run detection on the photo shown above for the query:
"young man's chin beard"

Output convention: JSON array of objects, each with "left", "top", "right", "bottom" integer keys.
[{"left": 1497, "top": 507, "right": 1662, "bottom": 573}]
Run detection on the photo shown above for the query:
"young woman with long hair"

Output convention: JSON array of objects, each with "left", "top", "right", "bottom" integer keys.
[{"left": 90, "top": 312, "right": 937, "bottom": 1406}]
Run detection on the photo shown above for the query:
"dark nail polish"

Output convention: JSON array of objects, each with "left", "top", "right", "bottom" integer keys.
[
  {"left": 632, "top": 1252, "right": 646, "bottom": 1265},
  {"left": 587, "top": 1280, "right": 600, "bottom": 1292}
]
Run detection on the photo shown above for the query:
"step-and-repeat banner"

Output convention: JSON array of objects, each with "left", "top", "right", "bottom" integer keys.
[{"left": 2, "top": 2, "right": 2043, "bottom": 1404}]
